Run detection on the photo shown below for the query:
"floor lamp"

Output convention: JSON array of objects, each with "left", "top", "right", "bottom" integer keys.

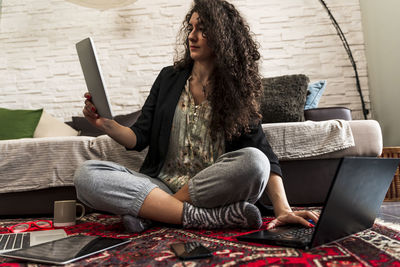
[{"left": 319, "top": 0, "right": 369, "bottom": 119}]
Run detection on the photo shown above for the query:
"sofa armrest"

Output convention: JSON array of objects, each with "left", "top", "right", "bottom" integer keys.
[{"left": 304, "top": 107, "right": 352, "bottom": 121}]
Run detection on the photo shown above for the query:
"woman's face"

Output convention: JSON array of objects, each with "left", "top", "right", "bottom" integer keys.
[{"left": 188, "top": 12, "right": 213, "bottom": 63}]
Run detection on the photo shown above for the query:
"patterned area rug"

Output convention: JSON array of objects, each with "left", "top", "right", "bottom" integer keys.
[{"left": 1, "top": 213, "right": 400, "bottom": 266}]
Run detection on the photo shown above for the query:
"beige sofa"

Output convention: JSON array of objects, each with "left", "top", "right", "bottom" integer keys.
[{"left": 0, "top": 108, "right": 382, "bottom": 216}]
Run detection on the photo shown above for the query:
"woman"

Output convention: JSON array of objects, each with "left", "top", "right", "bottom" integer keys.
[{"left": 74, "top": 0, "right": 318, "bottom": 232}]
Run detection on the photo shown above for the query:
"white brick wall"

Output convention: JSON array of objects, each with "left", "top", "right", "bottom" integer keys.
[{"left": 0, "top": 0, "right": 369, "bottom": 121}]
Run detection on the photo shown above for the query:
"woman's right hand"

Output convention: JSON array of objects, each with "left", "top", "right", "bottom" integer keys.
[
  {"left": 82, "top": 92, "right": 110, "bottom": 131},
  {"left": 82, "top": 92, "right": 138, "bottom": 149}
]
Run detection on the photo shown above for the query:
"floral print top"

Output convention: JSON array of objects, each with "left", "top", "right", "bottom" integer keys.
[{"left": 158, "top": 77, "right": 225, "bottom": 192}]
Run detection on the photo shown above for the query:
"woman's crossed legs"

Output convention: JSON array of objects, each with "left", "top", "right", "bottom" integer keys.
[{"left": 74, "top": 147, "right": 271, "bottom": 232}]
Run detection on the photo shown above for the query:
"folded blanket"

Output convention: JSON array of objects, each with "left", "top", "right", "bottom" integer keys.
[
  {"left": 0, "top": 135, "right": 147, "bottom": 194},
  {"left": 262, "top": 120, "right": 355, "bottom": 160}
]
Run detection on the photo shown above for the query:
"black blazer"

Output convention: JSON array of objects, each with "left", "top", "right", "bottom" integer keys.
[{"left": 130, "top": 66, "right": 282, "bottom": 178}]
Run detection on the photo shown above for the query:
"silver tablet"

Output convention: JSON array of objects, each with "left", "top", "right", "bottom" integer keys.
[
  {"left": 1, "top": 235, "right": 131, "bottom": 265},
  {"left": 76, "top": 37, "right": 114, "bottom": 119}
]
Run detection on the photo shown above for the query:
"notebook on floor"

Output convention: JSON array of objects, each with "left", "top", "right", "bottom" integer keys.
[
  {"left": 0, "top": 229, "right": 67, "bottom": 253},
  {"left": 237, "top": 157, "right": 400, "bottom": 250}
]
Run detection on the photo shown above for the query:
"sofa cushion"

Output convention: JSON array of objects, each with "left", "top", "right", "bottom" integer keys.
[
  {"left": 304, "top": 80, "right": 327, "bottom": 110},
  {"left": 261, "top": 74, "right": 309, "bottom": 123},
  {"left": 34, "top": 110, "right": 79, "bottom": 138},
  {"left": 114, "top": 110, "right": 142, "bottom": 128},
  {"left": 71, "top": 117, "right": 103, "bottom": 137},
  {"left": 0, "top": 108, "right": 43, "bottom": 140},
  {"left": 70, "top": 110, "right": 141, "bottom": 136}
]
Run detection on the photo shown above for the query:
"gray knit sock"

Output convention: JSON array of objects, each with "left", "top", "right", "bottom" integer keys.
[
  {"left": 182, "top": 202, "right": 262, "bottom": 229},
  {"left": 122, "top": 215, "right": 153, "bottom": 233}
]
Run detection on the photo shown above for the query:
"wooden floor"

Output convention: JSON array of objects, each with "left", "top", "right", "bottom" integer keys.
[{"left": 378, "top": 201, "right": 400, "bottom": 224}]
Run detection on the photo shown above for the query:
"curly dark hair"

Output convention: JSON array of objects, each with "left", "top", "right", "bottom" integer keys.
[{"left": 174, "top": 0, "right": 263, "bottom": 141}]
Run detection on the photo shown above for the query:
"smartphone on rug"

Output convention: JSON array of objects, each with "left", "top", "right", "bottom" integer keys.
[{"left": 170, "top": 242, "right": 213, "bottom": 260}]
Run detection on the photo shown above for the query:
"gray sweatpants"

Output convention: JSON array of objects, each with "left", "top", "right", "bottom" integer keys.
[{"left": 73, "top": 147, "right": 270, "bottom": 217}]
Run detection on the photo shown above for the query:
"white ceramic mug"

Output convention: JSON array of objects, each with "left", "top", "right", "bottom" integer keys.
[{"left": 53, "top": 200, "right": 85, "bottom": 227}]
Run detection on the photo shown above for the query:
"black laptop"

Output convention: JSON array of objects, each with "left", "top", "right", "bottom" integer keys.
[{"left": 237, "top": 157, "right": 400, "bottom": 250}]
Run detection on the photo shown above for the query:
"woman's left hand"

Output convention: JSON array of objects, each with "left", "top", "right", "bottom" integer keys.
[{"left": 266, "top": 210, "right": 319, "bottom": 230}]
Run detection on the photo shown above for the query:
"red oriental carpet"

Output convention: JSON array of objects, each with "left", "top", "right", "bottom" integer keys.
[{"left": 0, "top": 212, "right": 400, "bottom": 266}]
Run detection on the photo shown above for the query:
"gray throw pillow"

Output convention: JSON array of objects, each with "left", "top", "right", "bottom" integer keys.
[
  {"left": 260, "top": 74, "right": 310, "bottom": 123},
  {"left": 69, "top": 110, "right": 142, "bottom": 137}
]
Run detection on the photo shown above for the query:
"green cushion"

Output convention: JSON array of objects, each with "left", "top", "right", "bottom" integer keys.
[{"left": 0, "top": 108, "right": 43, "bottom": 140}]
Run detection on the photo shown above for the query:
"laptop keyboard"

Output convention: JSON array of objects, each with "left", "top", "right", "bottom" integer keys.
[
  {"left": 275, "top": 227, "right": 315, "bottom": 240},
  {"left": 0, "top": 233, "right": 30, "bottom": 252}
]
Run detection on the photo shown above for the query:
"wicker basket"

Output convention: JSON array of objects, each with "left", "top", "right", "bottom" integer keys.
[{"left": 380, "top": 147, "right": 400, "bottom": 201}]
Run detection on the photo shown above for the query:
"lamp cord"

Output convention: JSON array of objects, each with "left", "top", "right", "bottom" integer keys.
[{"left": 319, "top": 0, "right": 369, "bottom": 119}]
